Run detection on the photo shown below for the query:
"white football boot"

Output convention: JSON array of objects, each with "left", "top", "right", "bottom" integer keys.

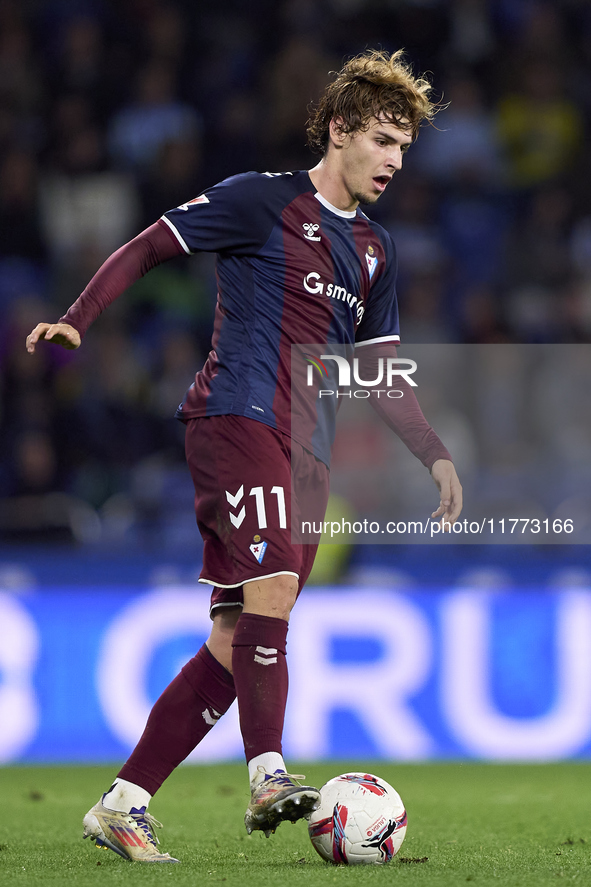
[{"left": 83, "top": 796, "right": 179, "bottom": 863}]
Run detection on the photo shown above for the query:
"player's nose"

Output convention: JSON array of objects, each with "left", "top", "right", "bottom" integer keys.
[
  {"left": 391, "top": 147, "right": 403, "bottom": 170},
  {"left": 386, "top": 147, "right": 403, "bottom": 172}
]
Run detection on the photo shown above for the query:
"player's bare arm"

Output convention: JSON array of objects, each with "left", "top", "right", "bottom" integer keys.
[
  {"left": 26, "top": 322, "right": 81, "bottom": 353},
  {"left": 430, "top": 458, "right": 463, "bottom": 528}
]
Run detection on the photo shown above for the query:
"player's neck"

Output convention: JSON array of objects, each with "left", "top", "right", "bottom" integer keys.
[{"left": 308, "top": 161, "right": 359, "bottom": 214}]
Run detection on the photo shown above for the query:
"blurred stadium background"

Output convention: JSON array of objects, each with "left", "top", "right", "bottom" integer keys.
[{"left": 2, "top": 0, "right": 591, "bottom": 765}]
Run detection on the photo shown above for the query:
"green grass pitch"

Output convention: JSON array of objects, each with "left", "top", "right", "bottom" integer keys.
[{"left": 0, "top": 763, "right": 589, "bottom": 886}]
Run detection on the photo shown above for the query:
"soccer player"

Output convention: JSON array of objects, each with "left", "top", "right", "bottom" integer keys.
[{"left": 26, "top": 49, "right": 462, "bottom": 863}]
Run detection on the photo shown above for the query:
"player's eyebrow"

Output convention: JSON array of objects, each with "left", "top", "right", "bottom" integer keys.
[{"left": 374, "top": 128, "right": 413, "bottom": 149}]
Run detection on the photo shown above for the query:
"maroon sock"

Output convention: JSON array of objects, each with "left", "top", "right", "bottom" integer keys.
[
  {"left": 118, "top": 644, "right": 235, "bottom": 796},
  {"left": 231, "top": 612, "right": 289, "bottom": 762}
]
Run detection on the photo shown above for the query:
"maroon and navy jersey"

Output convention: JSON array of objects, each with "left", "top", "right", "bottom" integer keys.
[{"left": 161, "top": 170, "right": 400, "bottom": 466}]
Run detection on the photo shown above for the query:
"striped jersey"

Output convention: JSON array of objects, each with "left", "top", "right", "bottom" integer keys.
[{"left": 161, "top": 170, "right": 400, "bottom": 466}]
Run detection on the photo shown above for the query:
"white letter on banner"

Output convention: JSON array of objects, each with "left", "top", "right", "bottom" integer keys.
[
  {"left": 441, "top": 591, "right": 591, "bottom": 758},
  {"left": 285, "top": 592, "right": 433, "bottom": 759},
  {"left": 0, "top": 593, "right": 40, "bottom": 762},
  {"left": 96, "top": 589, "right": 242, "bottom": 760}
]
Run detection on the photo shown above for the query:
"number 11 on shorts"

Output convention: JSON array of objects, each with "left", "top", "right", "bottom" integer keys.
[
  {"left": 249, "top": 485, "right": 287, "bottom": 529},
  {"left": 226, "top": 485, "right": 286, "bottom": 530}
]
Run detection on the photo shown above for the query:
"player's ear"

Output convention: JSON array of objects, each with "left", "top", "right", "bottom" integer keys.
[{"left": 329, "top": 117, "right": 348, "bottom": 149}]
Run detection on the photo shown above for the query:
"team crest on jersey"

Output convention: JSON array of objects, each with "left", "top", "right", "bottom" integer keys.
[
  {"left": 303, "top": 222, "right": 321, "bottom": 241},
  {"left": 250, "top": 539, "right": 268, "bottom": 563},
  {"left": 365, "top": 244, "right": 378, "bottom": 279},
  {"left": 177, "top": 195, "right": 210, "bottom": 211}
]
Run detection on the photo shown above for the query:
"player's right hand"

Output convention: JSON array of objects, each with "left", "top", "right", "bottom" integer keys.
[{"left": 26, "top": 322, "right": 81, "bottom": 353}]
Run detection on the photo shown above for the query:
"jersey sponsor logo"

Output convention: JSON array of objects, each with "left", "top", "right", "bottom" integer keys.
[
  {"left": 303, "top": 222, "right": 321, "bottom": 241},
  {"left": 303, "top": 271, "right": 324, "bottom": 294},
  {"left": 365, "top": 244, "right": 378, "bottom": 279},
  {"left": 302, "top": 272, "right": 365, "bottom": 321},
  {"left": 177, "top": 195, "right": 210, "bottom": 210}
]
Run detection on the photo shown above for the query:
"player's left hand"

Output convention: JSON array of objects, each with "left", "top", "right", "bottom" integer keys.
[{"left": 430, "top": 459, "right": 463, "bottom": 529}]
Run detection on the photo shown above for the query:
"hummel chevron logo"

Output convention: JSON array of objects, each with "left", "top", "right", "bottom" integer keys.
[
  {"left": 202, "top": 707, "right": 221, "bottom": 726},
  {"left": 254, "top": 645, "right": 278, "bottom": 665},
  {"left": 226, "top": 485, "right": 246, "bottom": 528},
  {"left": 226, "top": 485, "right": 244, "bottom": 508}
]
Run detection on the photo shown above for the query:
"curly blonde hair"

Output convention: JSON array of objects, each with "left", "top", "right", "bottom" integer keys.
[{"left": 306, "top": 49, "right": 437, "bottom": 155}]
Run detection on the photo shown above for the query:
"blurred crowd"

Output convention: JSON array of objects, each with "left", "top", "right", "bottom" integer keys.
[{"left": 1, "top": 0, "right": 591, "bottom": 548}]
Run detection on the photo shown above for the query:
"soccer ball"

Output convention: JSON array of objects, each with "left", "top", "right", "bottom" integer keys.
[{"left": 307, "top": 772, "right": 407, "bottom": 865}]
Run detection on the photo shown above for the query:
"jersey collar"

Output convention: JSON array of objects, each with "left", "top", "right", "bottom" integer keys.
[{"left": 313, "top": 191, "right": 357, "bottom": 219}]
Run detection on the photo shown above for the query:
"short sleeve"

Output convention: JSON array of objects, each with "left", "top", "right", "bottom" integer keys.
[{"left": 160, "top": 172, "right": 275, "bottom": 256}]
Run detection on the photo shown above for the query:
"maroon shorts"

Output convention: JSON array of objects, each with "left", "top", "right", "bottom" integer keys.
[{"left": 184, "top": 415, "right": 330, "bottom": 615}]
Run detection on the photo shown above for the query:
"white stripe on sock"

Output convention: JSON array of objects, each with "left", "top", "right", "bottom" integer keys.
[{"left": 254, "top": 654, "right": 277, "bottom": 665}]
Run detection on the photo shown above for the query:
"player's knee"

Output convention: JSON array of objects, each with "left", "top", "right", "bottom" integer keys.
[
  {"left": 270, "top": 574, "right": 298, "bottom": 614},
  {"left": 243, "top": 573, "right": 298, "bottom": 621}
]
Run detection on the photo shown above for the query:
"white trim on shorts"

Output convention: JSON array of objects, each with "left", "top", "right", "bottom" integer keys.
[
  {"left": 199, "top": 570, "right": 300, "bottom": 589},
  {"left": 208, "top": 600, "right": 243, "bottom": 619}
]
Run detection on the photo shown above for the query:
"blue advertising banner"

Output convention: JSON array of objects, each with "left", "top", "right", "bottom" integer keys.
[{"left": 2, "top": 586, "right": 591, "bottom": 763}]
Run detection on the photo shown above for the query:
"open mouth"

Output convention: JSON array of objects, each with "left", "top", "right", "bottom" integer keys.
[{"left": 373, "top": 176, "right": 391, "bottom": 192}]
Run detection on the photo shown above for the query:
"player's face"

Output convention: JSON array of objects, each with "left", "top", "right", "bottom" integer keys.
[{"left": 336, "top": 118, "right": 413, "bottom": 207}]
